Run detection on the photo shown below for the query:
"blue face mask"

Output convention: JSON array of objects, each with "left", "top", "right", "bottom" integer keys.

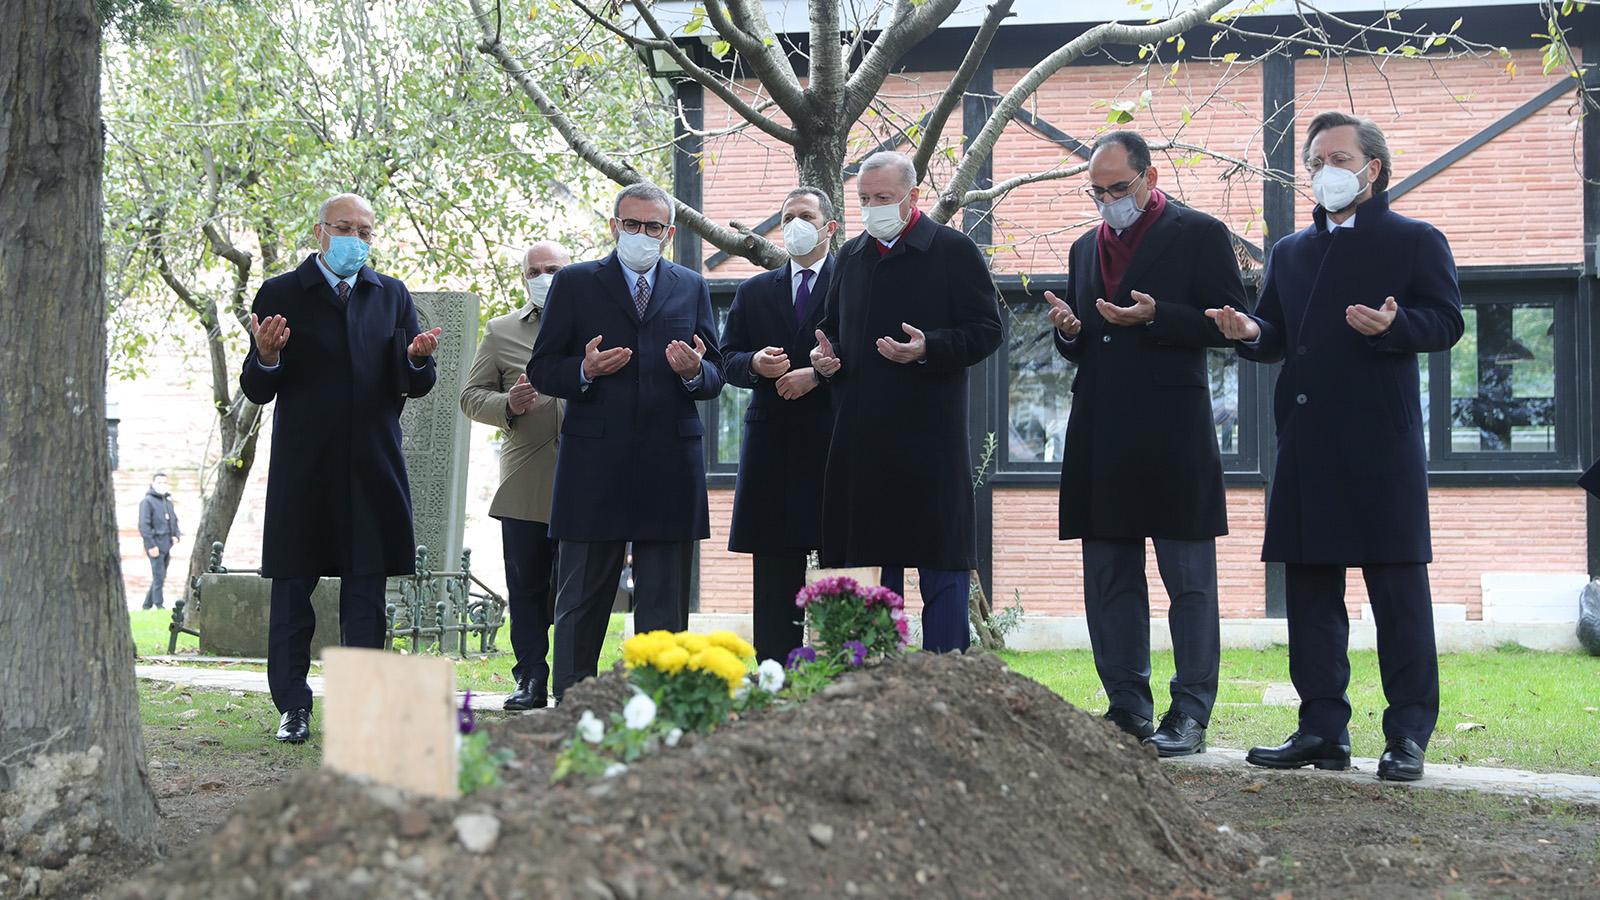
[{"left": 322, "top": 234, "right": 370, "bottom": 277}]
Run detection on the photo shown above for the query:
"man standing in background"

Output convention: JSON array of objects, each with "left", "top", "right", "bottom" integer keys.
[
  {"left": 461, "top": 240, "right": 570, "bottom": 710},
  {"left": 137, "top": 471, "right": 181, "bottom": 610}
]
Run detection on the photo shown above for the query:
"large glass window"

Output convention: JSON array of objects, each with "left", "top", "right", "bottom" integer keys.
[
  {"left": 1423, "top": 280, "right": 1574, "bottom": 471},
  {"left": 1446, "top": 304, "right": 1557, "bottom": 453}
]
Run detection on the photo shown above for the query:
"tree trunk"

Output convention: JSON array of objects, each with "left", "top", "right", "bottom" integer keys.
[
  {"left": 0, "top": 0, "right": 161, "bottom": 875},
  {"left": 184, "top": 415, "right": 262, "bottom": 589},
  {"left": 796, "top": 137, "right": 848, "bottom": 250}
]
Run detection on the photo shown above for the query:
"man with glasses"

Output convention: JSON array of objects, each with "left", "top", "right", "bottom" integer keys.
[
  {"left": 240, "top": 192, "right": 443, "bottom": 744},
  {"left": 461, "top": 241, "right": 571, "bottom": 710},
  {"left": 809, "top": 151, "right": 1002, "bottom": 653},
  {"left": 1211, "top": 112, "right": 1463, "bottom": 781},
  {"left": 529, "top": 182, "right": 724, "bottom": 701},
  {"left": 1045, "top": 130, "right": 1245, "bottom": 757}
]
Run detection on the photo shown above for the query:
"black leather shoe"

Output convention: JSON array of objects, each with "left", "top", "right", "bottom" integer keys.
[
  {"left": 1246, "top": 731, "right": 1351, "bottom": 770},
  {"left": 503, "top": 679, "right": 548, "bottom": 711},
  {"left": 1144, "top": 710, "right": 1206, "bottom": 757},
  {"left": 1377, "top": 736, "right": 1425, "bottom": 782},
  {"left": 275, "top": 708, "right": 311, "bottom": 744},
  {"left": 1102, "top": 707, "right": 1155, "bottom": 740}
]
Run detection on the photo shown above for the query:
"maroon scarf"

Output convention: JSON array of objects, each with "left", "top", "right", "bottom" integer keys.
[{"left": 1096, "top": 188, "right": 1167, "bottom": 301}]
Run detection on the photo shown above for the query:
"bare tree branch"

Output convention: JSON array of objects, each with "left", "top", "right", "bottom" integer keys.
[
  {"left": 627, "top": 0, "right": 799, "bottom": 144},
  {"left": 961, "top": 138, "right": 1290, "bottom": 207},
  {"left": 911, "top": 0, "right": 1014, "bottom": 183},
  {"left": 702, "top": 0, "right": 810, "bottom": 123},
  {"left": 843, "top": 0, "right": 963, "bottom": 123},
  {"left": 468, "top": 0, "right": 787, "bottom": 267},
  {"left": 934, "top": 0, "right": 1233, "bottom": 223},
  {"left": 808, "top": 0, "right": 845, "bottom": 108}
]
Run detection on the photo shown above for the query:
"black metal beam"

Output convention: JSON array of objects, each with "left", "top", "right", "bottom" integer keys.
[
  {"left": 1260, "top": 50, "right": 1296, "bottom": 618},
  {"left": 672, "top": 80, "right": 705, "bottom": 271},
  {"left": 965, "top": 65, "right": 997, "bottom": 600},
  {"left": 1008, "top": 107, "right": 1092, "bottom": 159},
  {"left": 1391, "top": 69, "right": 1600, "bottom": 203}
]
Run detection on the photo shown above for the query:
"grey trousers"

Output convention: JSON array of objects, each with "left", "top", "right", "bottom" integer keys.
[{"left": 1082, "top": 537, "right": 1220, "bottom": 725}]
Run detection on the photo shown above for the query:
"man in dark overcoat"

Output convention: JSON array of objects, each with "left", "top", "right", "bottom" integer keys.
[
  {"left": 810, "top": 151, "right": 1003, "bottom": 653},
  {"left": 1210, "top": 112, "right": 1463, "bottom": 781},
  {"left": 240, "top": 193, "right": 440, "bottom": 744},
  {"left": 1046, "top": 131, "right": 1246, "bottom": 756},
  {"left": 720, "top": 186, "right": 836, "bottom": 663},
  {"left": 529, "top": 183, "right": 725, "bottom": 701}
]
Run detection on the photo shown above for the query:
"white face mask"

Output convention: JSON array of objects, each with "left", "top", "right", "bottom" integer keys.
[
  {"left": 525, "top": 273, "right": 553, "bottom": 308},
  {"left": 861, "top": 192, "right": 910, "bottom": 241},
  {"left": 1312, "top": 162, "right": 1368, "bottom": 214},
  {"left": 1096, "top": 193, "right": 1145, "bottom": 231},
  {"left": 782, "top": 218, "right": 821, "bottom": 257},
  {"left": 616, "top": 229, "right": 665, "bottom": 273}
]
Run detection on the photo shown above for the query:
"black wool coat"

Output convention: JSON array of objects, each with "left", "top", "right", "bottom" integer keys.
[
  {"left": 817, "top": 213, "right": 1003, "bottom": 570},
  {"left": 240, "top": 254, "right": 437, "bottom": 578},
  {"left": 1239, "top": 193, "right": 1463, "bottom": 565},
  {"left": 528, "top": 253, "right": 725, "bottom": 543},
  {"left": 720, "top": 258, "right": 835, "bottom": 554},
  {"left": 1055, "top": 201, "right": 1245, "bottom": 541}
]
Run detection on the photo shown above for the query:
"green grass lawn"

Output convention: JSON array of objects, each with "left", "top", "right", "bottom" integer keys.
[{"left": 131, "top": 610, "right": 1598, "bottom": 774}]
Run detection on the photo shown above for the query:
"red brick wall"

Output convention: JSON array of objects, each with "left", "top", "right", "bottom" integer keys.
[{"left": 695, "top": 484, "right": 1588, "bottom": 619}]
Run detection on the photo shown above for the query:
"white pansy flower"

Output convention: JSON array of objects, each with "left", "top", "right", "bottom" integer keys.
[
  {"left": 757, "top": 658, "right": 785, "bottom": 693},
  {"left": 577, "top": 710, "right": 604, "bottom": 744},
  {"left": 603, "top": 762, "right": 628, "bottom": 778},
  {"left": 664, "top": 728, "right": 683, "bottom": 748},
  {"left": 623, "top": 693, "right": 657, "bottom": 730}
]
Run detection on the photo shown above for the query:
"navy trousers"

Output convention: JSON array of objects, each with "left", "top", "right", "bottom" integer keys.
[
  {"left": 500, "top": 518, "right": 558, "bottom": 690},
  {"left": 752, "top": 552, "right": 808, "bottom": 664},
  {"left": 267, "top": 574, "right": 386, "bottom": 713},
  {"left": 1286, "top": 563, "right": 1440, "bottom": 748},
  {"left": 881, "top": 567, "right": 970, "bottom": 653},
  {"left": 1082, "top": 537, "right": 1220, "bottom": 725},
  {"left": 552, "top": 540, "right": 691, "bottom": 699}
]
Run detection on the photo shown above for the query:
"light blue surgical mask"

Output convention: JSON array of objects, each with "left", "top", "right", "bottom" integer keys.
[{"left": 322, "top": 235, "right": 370, "bottom": 277}]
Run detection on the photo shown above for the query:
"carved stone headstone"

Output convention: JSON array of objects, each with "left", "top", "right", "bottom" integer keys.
[{"left": 398, "top": 292, "right": 477, "bottom": 570}]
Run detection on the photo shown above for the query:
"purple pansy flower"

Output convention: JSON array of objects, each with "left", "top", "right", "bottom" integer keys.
[
  {"left": 786, "top": 646, "right": 817, "bottom": 669},
  {"left": 843, "top": 640, "right": 868, "bottom": 668},
  {"left": 458, "top": 690, "right": 476, "bottom": 735}
]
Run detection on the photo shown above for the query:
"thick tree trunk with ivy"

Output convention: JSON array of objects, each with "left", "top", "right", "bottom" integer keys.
[{"left": 0, "top": 0, "right": 161, "bottom": 874}]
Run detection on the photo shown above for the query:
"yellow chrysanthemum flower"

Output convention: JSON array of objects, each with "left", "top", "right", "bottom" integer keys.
[
  {"left": 652, "top": 645, "right": 691, "bottom": 674},
  {"left": 706, "top": 630, "right": 756, "bottom": 660},
  {"left": 621, "top": 631, "right": 675, "bottom": 668},
  {"left": 674, "top": 632, "right": 710, "bottom": 654},
  {"left": 689, "top": 646, "right": 749, "bottom": 694}
]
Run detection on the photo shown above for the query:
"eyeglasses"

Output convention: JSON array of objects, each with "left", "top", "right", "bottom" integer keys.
[
  {"left": 1083, "top": 171, "right": 1146, "bottom": 202},
  {"left": 616, "top": 218, "right": 669, "bottom": 238},
  {"left": 1304, "top": 153, "right": 1367, "bottom": 174},
  {"left": 322, "top": 221, "right": 376, "bottom": 242}
]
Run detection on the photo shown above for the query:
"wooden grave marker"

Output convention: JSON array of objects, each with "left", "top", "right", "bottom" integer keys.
[{"left": 321, "top": 648, "right": 459, "bottom": 799}]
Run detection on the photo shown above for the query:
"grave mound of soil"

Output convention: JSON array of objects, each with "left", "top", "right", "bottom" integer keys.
[{"left": 110, "top": 653, "right": 1252, "bottom": 898}]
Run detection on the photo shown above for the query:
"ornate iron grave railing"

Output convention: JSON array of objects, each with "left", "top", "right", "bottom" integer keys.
[{"left": 168, "top": 541, "right": 507, "bottom": 659}]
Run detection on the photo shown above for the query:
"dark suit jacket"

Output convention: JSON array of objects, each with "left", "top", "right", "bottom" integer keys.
[
  {"left": 1239, "top": 192, "right": 1463, "bottom": 565},
  {"left": 817, "top": 213, "right": 1003, "bottom": 570},
  {"left": 721, "top": 258, "right": 834, "bottom": 554},
  {"left": 528, "top": 252, "right": 724, "bottom": 542},
  {"left": 239, "top": 254, "right": 436, "bottom": 578},
  {"left": 138, "top": 488, "right": 180, "bottom": 552},
  {"left": 1054, "top": 200, "right": 1245, "bottom": 541}
]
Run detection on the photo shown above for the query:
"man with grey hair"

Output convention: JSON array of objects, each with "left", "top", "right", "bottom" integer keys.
[
  {"left": 461, "top": 240, "right": 572, "bottom": 709},
  {"left": 720, "top": 186, "right": 839, "bottom": 662},
  {"left": 1210, "top": 111, "right": 1463, "bottom": 781},
  {"left": 810, "top": 151, "right": 1002, "bottom": 652},
  {"left": 241, "top": 192, "right": 442, "bottom": 743},
  {"left": 529, "top": 182, "right": 724, "bottom": 701}
]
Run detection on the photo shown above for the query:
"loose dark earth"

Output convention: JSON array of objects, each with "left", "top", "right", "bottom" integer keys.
[{"left": 14, "top": 654, "right": 1599, "bottom": 898}]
